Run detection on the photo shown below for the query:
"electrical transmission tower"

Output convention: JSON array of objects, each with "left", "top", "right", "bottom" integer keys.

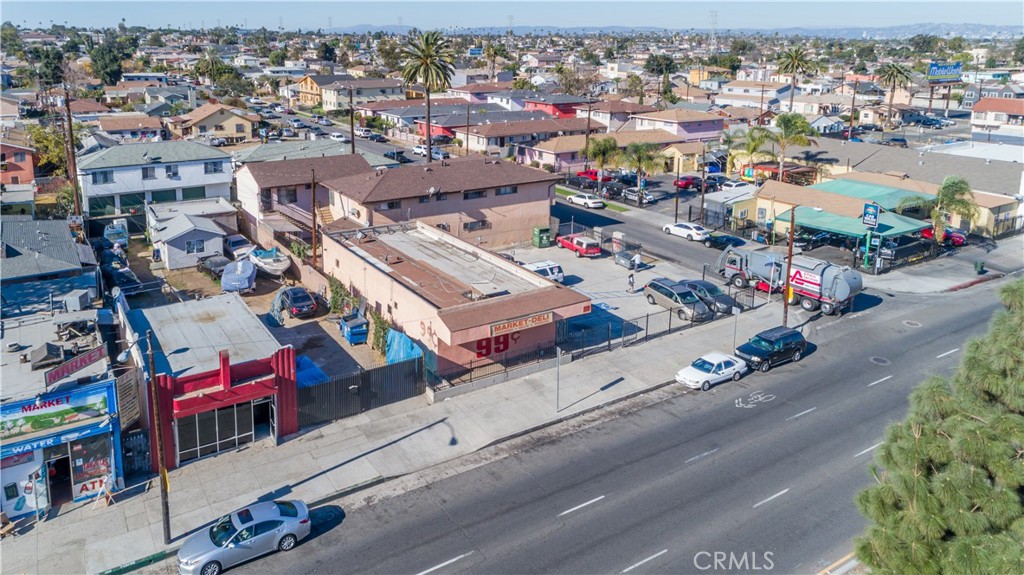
[{"left": 708, "top": 11, "right": 718, "bottom": 55}]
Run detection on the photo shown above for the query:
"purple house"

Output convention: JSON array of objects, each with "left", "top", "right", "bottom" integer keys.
[{"left": 628, "top": 109, "right": 724, "bottom": 142}]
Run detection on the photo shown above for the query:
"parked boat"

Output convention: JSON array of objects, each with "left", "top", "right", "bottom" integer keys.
[
  {"left": 103, "top": 220, "right": 129, "bottom": 248},
  {"left": 249, "top": 247, "right": 291, "bottom": 276},
  {"left": 220, "top": 259, "right": 257, "bottom": 293}
]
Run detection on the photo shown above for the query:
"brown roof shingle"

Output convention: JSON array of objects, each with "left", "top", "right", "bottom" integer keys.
[
  {"left": 98, "top": 115, "right": 163, "bottom": 132},
  {"left": 242, "top": 155, "right": 373, "bottom": 189}
]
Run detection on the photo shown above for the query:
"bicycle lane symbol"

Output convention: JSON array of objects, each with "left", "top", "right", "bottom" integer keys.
[{"left": 735, "top": 390, "right": 776, "bottom": 409}]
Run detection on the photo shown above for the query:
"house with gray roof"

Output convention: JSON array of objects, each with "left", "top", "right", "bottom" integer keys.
[
  {"left": 0, "top": 215, "right": 98, "bottom": 285},
  {"left": 76, "top": 140, "right": 232, "bottom": 217},
  {"left": 150, "top": 213, "right": 227, "bottom": 270}
]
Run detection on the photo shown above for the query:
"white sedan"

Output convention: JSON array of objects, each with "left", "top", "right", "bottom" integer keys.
[
  {"left": 663, "top": 222, "right": 710, "bottom": 241},
  {"left": 566, "top": 193, "right": 605, "bottom": 209},
  {"left": 675, "top": 352, "right": 749, "bottom": 391},
  {"left": 329, "top": 132, "right": 351, "bottom": 143}
]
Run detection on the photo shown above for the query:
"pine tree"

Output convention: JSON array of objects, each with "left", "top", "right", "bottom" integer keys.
[{"left": 855, "top": 279, "right": 1024, "bottom": 575}]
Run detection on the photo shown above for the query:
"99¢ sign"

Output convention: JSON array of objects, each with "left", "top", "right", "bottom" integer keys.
[{"left": 476, "top": 332, "right": 521, "bottom": 358}]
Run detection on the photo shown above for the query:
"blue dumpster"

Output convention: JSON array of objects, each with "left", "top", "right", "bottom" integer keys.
[{"left": 340, "top": 313, "right": 369, "bottom": 345}]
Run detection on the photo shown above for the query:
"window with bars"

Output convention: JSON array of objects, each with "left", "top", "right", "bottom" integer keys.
[
  {"left": 463, "top": 220, "right": 490, "bottom": 231},
  {"left": 186, "top": 239, "right": 206, "bottom": 254},
  {"left": 463, "top": 190, "right": 486, "bottom": 200},
  {"left": 204, "top": 161, "right": 224, "bottom": 174}
]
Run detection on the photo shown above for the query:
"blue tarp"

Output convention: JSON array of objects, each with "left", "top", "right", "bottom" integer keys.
[
  {"left": 385, "top": 329, "right": 423, "bottom": 364},
  {"left": 220, "top": 259, "right": 257, "bottom": 293},
  {"left": 296, "top": 355, "right": 330, "bottom": 388}
]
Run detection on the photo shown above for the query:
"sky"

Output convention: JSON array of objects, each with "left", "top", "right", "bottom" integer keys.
[{"left": 2, "top": 1, "right": 1022, "bottom": 32}]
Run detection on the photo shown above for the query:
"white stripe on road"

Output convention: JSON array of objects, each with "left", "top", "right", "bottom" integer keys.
[
  {"left": 558, "top": 495, "right": 606, "bottom": 517},
  {"left": 753, "top": 488, "right": 790, "bottom": 509},
  {"left": 785, "top": 407, "right": 817, "bottom": 421},
  {"left": 867, "top": 376, "right": 892, "bottom": 387},
  {"left": 415, "top": 552, "right": 473, "bottom": 575},
  {"left": 622, "top": 549, "right": 669, "bottom": 573},
  {"left": 854, "top": 442, "right": 884, "bottom": 458},
  {"left": 685, "top": 448, "right": 719, "bottom": 463},
  {"left": 936, "top": 348, "right": 960, "bottom": 359}
]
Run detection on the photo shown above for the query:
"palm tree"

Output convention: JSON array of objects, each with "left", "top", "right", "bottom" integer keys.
[
  {"left": 483, "top": 41, "right": 506, "bottom": 82},
  {"left": 765, "top": 113, "right": 818, "bottom": 183},
  {"left": 717, "top": 130, "right": 742, "bottom": 177},
  {"left": 877, "top": 62, "right": 912, "bottom": 131},
  {"left": 615, "top": 142, "right": 663, "bottom": 195},
  {"left": 730, "top": 128, "right": 775, "bottom": 182},
  {"left": 776, "top": 46, "right": 817, "bottom": 112},
  {"left": 582, "top": 137, "right": 619, "bottom": 197},
  {"left": 896, "top": 175, "right": 979, "bottom": 244},
  {"left": 401, "top": 31, "right": 455, "bottom": 163}
]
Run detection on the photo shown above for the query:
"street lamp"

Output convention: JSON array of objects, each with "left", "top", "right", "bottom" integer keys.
[{"left": 118, "top": 331, "right": 171, "bottom": 545}]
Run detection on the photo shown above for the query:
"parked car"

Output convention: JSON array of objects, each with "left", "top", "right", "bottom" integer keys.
[
  {"left": 556, "top": 234, "right": 602, "bottom": 257},
  {"left": 318, "top": 118, "right": 334, "bottom": 126},
  {"left": 642, "top": 278, "right": 713, "bottom": 322},
  {"left": 430, "top": 134, "right": 453, "bottom": 145},
  {"left": 882, "top": 138, "right": 908, "bottom": 148},
  {"left": 663, "top": 222, "right": 710, "bottom": 241},
  {"left": 176, "top": 500, "right": 312, "bottom": 575},
  {"left": 103, "top": 265, "right": 144, "bottom": 296},
  {"left": 224, "top": 235, "right": 254, "bottom": 260},
  {"left": 383, "top": 150, "right": 413, "bottom": 163},
  {"left": 719, "top": 180, "right": 756, "bottom": 191},
  {"left": 197, "top": 254, "right": 232, "bottom": 278},
  {"left": 280, "top": 128, "right": 296, "bottom": 138},
  {"left": 281, "top": 108, "right": 294, "bottom": 115},
  {"left": 565, "top": 176, "right": 597, "bottom": 191},
  {"left": 565, "top": 193, "right": 605, "bottom": 209},
  {"left": 354, "top": 127, "right": 374, "bottom": 138},
  {"left": 367, "top": 133, "right": 388, "bottom": 142},
  {"left": 329, "top": 132, "right": 351, "bottom": 143},
  {"left": 272, "top": 104, "right": 285, "bottom": 112},
  {"left": 919, "top": 117, "right": 943, "bottom": 129},
  {"left": 675, "top": 352, "right": 749, "bottom": 391},
  {"left": 702, "top": 234, "right": 745, "bottom": 250},
  {"left": 792, "top": 230, "right": 834, "bottom": 251},
  {"left": 523, "top": 260, "right": 564, "bottom": 283},
  {"left": 858, "top": 123, "right": 882, "bottom": 132},
  {"left": 209, "top": 137, "right": 227, "bottom": 147},
  {"left": 430, "top": 147, "right": 450, "bottom": 160},
  {"left": 619, "top": 172, "right": 639, "bottom": 186},
  {"left": 309, "top": 126, "right": 326, "bottom": 136},
  {"left": 600, "top": 182, "right": 625, "bottom": 199},
  {"left": 704, "top": 174, "right": 730, "bottom": 190},
  {"left": 673, "top": 176, "right": 703, "bottom": 189},
  {"left": 920, "top": 227, "right": 967, "bottom": 246},
  {"left": 622, "top": 187, "right": 655, "bottom": 205},
  {"left": 280, "top": 287, "right": 318, "bottom": 319},
  {"left": 576, "top": 169, "right": 613, "bottom": 182},
  {"left": 734, "top": 326, "right": 807, "bottom": 373},
  {"left": 680, "top": 279, "right": 741, "bottom": 315},
  {"left": 412, "top": 144, "right": 429, "bottom": 156}
]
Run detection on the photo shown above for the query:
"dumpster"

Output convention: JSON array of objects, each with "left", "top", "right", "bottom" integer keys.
[
  {"left": 340, "top": 313, "right": 369, "bottom": 345},
  {"left": 532, "top": 226, "right": 552, "bottom": 248}
]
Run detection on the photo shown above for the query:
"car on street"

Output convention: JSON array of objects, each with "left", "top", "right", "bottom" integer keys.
[
  {"left": 317, "top": 117, "right": 333, "bottom": 126},
  {"left": 704, "top": 174, "right": 730, "bottom": 190},
  {"left": 882, "top": 137, "right": 909, "bottom": 148},
  {"left": 280, "top": 128, "right": 296, "bottom": 137},
  {"left": 176, "top": 500, "right": 312, "bottom": 575},
  {"left": 919, "top": 118, "right": 943, "bottom": 129},
  {"left": 309, "top": 126, "right": 326, "bottom": 136},
  {"left": 673, "top": 176, "right": 703, "bottom": 189},
  {"left": 680, "top": 279, "right": 741, "bottom": 315},
  {"left": 272, "top": 104, "right": 285, "bottom": 112},
  {"left": 858, "top": 123, "right": 882, "bottom": 132},
  {"left": 383, "top": 150, "right": 413, "bottom": 163},
  {"left": 288, "top": 118, "right": 306, "bottom": 128},
  {"left": 702, "top": 234, "right": 745, "bottom": 250},
  {"left": 430, "top": 134, "right": 453, "bottom": 145},
  {"left": 556, "top": 233, "right": 602, "bottom": 257},
  {"left": 329, "top": 132, "right": 351, "bottom": 143},
  {"left": 354, "top": 127, "right": 374, "bottom": 138},
  {"left": 565, "top": 193, "right": 605, "bottom": 209},
  {"left": 281, "top": 108, "right": 294, "bottom": 115},
  {"left": 675, "top": 352, "right": 749, "bottom": 391},
  {"left": 196, "top": 254, "right": 232, "bottom": 278},
  {"left": 412, "top": 144, "right": 429, "bottom": 156},
  {"left": 564, "top": 176, "right": 597, "bottom": 191},
  {"left": 367, "top": 133, "right": 387, "bottom": 142},
  {"left": 224, "top": 235, "right": 254, "bottom": 260},
  {"left": 920, "top": 226, "right": 967, "bottom": 246},
  {"left": 430, "top": 147, "right": 450, "bottom": 160},
  {"left": 719, "top": 180, "right": 757, "bottom": 191},
  {"left": 209, "top": 137, "right": 227, "bottom": 147},
  {"left": 734, "top": 326, "right": 807, "bottom": 373},
  {"left": 576, "top": 169, "right": 613, "bottom": 182},
  {"left": 599, "top": 182, "right": 625, "bottom": 199},
  {"left": 622, "top": 187, "right": 656, "bottom": 205},
  {"left": 280, "top": 287, "right": 318, "bottom": 319},
  {"left": 792, "top": 230, "right": 834, "bottom": 251},
  {"left": 662, "top": 222, "right": 710, "bottom": 241},
  {"left": 642, "top": 278, "right": 713, "bottom": 322}
]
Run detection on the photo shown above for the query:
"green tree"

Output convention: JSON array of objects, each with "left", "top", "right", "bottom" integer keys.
[
  {"left": 1, "top": 21, "right": 22, "bottom": 54},
  {"left": 730, "top": 127, "right": 775, "bottom": 180},
  {"left": 908, "top": 34, "right": 940, "bottom": 54},
  {"left": 776, "top": 46, "right": 817, "bottom": 111},
  {"left": 855, "top": 44, "right": 877, "bottom": 61},
  {"left": 945, "top": 36, "right": 966, "bottom": 53},
  {"left": 854, "top": 278, "right": 1024, "bottom": 575},
  {"left": 623, "top": 73, "right": 645, "bottom": 104},
  {"left": 579, "top": 47, "right": 601, "bottom": 66},
  {"left": 376, "top": 36, "right": 403, "bottom": 71},
  {"left": 401, "top": 30, "right": 455, "bottom": 163},
  {"left": 896, "top": 176, "right": 980, "bottom": 244},
  {"left": 1014, "top": 38, "right": 1024, "bottom": 65},
  {"left": 483, "top": 41, "right": 508, "bottom": 81},
  {"left": 147, "top": 31, "right": 165, "bottom": 47},
  {"left": 730, "top": 38, "right": 756, "bottom": 55},
  {"left": 615, "top": 142, "right": 662, "bottom": 194},
  {"left": 317, "top": 42, "right": 336, "bottom": 63},
  {"left": 90, "top": 43, "right": 124, "bottom": 85},
  {"left": 511, "top": 77, "right": 533, "bottom": 90},
  {"left": 581, "top": 136, "right": 619, "bottom": 197},
  {"left": 765, "top": 113, "right": 817, "bottom": 183},
  {"left": 985, "top": 56, "right": 997, "bottom": 69},
  {"left": 38, "top": 47, "right": 65, "bottom": 87},
  {"left": 877, "top": 62, "right": 913, "bottom": 130},
  {"left": 27, "top": 123, "right": 82, "bottom": 177},
  {"left": 268, "top": 49, "right": 287, "bottom": 67},
  {"left": 602, "top": 46, "right": 615, "bottom": 60},
  {"left": 643, "top": 54, "right": 678, "bottom": 96}
]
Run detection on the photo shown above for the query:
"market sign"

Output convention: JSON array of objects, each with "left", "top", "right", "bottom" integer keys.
[
  {"left": 115, "top": 368, "right": 142, "bottom": 430},
  {"left": 927, "top": 62, "right": 963, "bottom": 85},
  {"left": 1, "top": 386, "right": 110, "bottom": 455},
  {"left": 490, "top": 311, "right": 553, "bottom": 336},
  {"left": 44, "top": 346, "right": 106, "bottom": 387},
  {"left": 862, "top": 203, "right": 880, "bottom": 228}
]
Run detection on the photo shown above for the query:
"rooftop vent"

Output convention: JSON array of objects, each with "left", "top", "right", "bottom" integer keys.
[{"left": 29, "top": 342, "right": 63, "bottom": 371}]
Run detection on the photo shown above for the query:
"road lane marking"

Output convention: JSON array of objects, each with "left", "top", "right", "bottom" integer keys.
[
  {"left": 622, "top": 549, "right": 669, "bottom": 573},
  {"left": 785, "top": 407, "right": 817, "bottom": 421},
  {"left": 415, "top": 552, "right": 474, "bottom": 575},
  {"left": 558, "top": 495, "right": 606, "bottom": 517},
  {"left": 753, "top": 488, "right": 790, "bottom": 509},
  {"left": 936, "top": 348, "right": 960, "bottom": 359},
  {"left": 685, "top": 448, "right": 719, "bottom": 463},
  {"left": 867, "top": 376, "right": 892, "bottom": 387},
  {"left": 854, "top": 442, "right": 884, "bottom": 458}
]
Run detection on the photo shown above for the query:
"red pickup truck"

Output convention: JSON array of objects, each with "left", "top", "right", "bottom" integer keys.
[{"left": 557, "top": 234, "right": 602, "bottom": 257}]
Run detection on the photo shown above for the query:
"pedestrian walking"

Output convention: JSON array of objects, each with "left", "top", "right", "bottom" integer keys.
[
  {"left": 627, "top": 273, "right": 635, "bottom": 294},
  {"left": 632, "top": 252, "right": 642, "bottom": 270}
]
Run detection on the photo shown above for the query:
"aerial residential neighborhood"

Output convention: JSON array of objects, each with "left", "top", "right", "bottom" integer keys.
[{"left": 1, "top": 2, "right": 1023, "bottom": 575}]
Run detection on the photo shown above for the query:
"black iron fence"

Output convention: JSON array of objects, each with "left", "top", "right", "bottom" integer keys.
[
  {"left": 121, "top": 428, "right": 151, "bottom": 481},
  {"left": 296, "top": 357, "right": 424, "bottom": 429},
  {"left": 427, "top": 345, "right": 557, "bottom": 389}
]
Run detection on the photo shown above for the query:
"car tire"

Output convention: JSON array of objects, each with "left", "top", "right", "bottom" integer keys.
[
  {"left": 701, "top": 381, "right": 711, "bottom": 391},
  {"left": 575, "top": 251, "right": 582, "bottom": 258},
  {"left": 200, "top": 562, "right": 222, "bottom": 575},
  {"left": 704, "top": 240, "right": 713, "bottom": 248},
  {"left": 732, "top": 371, "right": 741, "bottom": 381},
  {"left": 792, "top": 349, "right": 803, "bottom": 362},
  {"left": 646, "top": 294, "right": 656, "bottom": 305},
  {"left": 759, "top": 361, "right": 771, "bottom": 373},
  {"left": 820, "top": 302, "right": 836, "bottom": 315},
  {"left": 678, "top": 309, "right": 687, "bottom": 320},
  {"left": 278, "top": 534, "right": 298, "bottom": 552},
  {"left": 664, "top": 227, "right": 671, "bottom": 234},
  {"left": 731, "top": 275, "right": 747, "bottom": 289}
]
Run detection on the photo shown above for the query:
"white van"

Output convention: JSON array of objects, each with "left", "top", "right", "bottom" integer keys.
[
  {"left": 354, "top": 127, "right": 374, "bottom": 138},
  {"left": 523, "top": 260, "right": 565, "bottom": 283}
]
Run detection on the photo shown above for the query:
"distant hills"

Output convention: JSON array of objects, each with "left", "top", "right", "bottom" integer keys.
[{"left": 328, "top": 23, "right": 1022, "bottom": 39}]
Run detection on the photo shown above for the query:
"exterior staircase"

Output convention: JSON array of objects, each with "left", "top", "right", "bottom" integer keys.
[{"left": 316, "top": 203, "right": 334, "bottom": 227}]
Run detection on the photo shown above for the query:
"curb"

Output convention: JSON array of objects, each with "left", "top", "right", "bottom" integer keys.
[
  {"left": 96, "top": 549, "right": 178, "bottom": 575},
  {"left": 946, "top": 271, "right": 1005, "bottom": 292}
]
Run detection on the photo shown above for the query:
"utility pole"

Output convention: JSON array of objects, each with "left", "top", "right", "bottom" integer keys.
[
  {"left": 310, "top": 168, "right": 317, "bottom": 269},
  {"left": 63, "top": 83, "right": 81, "bottom": 216},
  {"left": 758, "top": 83, "right": 766, "bottom": 126},
  {"left": 674, "top": 159, "right": 680, "bottom": 223},
  {"left": 347, "top": 87, "right": 356, "bottom": 154},
  {"left": 147, "top": 330, "right": 172, "bottom": 545},
  {"left": 465, "top": 101, "right": 470, "bottom": 156},
  {"left": 699, "top": 141, "right": 708, "bottom": 226},
  {"left": 781, "top": 208, "right": 796, "bottom": 328},
  {"left": 583, "top": 100, "right": 593, "bottom": 171},
  {"left": 848, "top": 80, "right": 858, "bottom": 139}
]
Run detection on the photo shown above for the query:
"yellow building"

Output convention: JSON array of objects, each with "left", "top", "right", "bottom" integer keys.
[{"left": 164, "top": 103, "right": 258, "bottom": 144}]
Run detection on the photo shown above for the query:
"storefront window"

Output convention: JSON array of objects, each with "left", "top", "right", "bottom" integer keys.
[
  {"left": 177, "top": 403, "right": 256, "bottom": 464},
  {"left": 70, "top": 434, "right": 111, "bottom": 499}
]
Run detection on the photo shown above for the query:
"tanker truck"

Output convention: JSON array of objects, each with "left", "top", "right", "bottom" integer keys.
[{"left": 714, "top": 248, "right": 863, "bottom": 315}]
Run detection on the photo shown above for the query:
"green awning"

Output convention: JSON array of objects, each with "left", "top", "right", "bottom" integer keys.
[
  {"left": 811, "top": 180, "right": 932, "bottom": 210},
  {"left": 776, "top": 206, "right": 930, "bottom": 238}
]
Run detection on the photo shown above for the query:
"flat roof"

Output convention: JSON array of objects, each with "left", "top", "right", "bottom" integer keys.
[
  {"left": 127, "top": 293, "right": 281, "bottom": 378},
  {"left": 147, "top": 197, "right": 236, "bottom": 222}
]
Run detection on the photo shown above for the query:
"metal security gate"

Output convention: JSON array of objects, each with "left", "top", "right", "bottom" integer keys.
[
  {"left": 121, "top": 428, "right": 150, "bottom": 481},
  {"left": 297, "top": 358, "right": 424, "bottom": 428}
]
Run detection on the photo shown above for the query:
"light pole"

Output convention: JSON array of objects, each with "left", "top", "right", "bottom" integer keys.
[
  {"left": 346, "top": 86, "right": 356, "bottom": 154},
  {"left": 781, "top": 207, "right": 796, "bottom": 328}
]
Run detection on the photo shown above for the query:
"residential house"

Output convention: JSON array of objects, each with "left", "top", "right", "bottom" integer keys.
[
  {"left": 960, "top": 82, "right": 1024, "bottom": 109},
  {"left": 515, "top": 130, "right": 688, "bottom": 173},
  {"left": 523, "top": 53, "right": 563, "bottom": 70},
  {"left": 523, "top": 93, "right": 593, "bottom": 119},
  {"left": 803, "top": 114, "right": 846, "bottom": 134},
  {"left": 164, "top": 102, "right": 258, "bottom": 144},
  {"left": 778, "top": 93, "right": 847, "bottom": 116},
  {"left": 97, "top": 114, "right": 165, "bottom": 142},
  {"left": 377, "top": 102, "right": 506, "bottom": 133},
  {"left": 604, "top": 61, "right": 640, "bottom": 81},
  {"left": 0, "top": 215, "right": 98, "bottom": 286},
  {"left": 418, "top": 109, "right": 553, "bottom": 141},
  {"left": 296, "top": 74, "right": 356, "bottom": 107},
  {"left": 136, "top": 100, "right": 175, "bottom": 118},
  {"left": 699, "top": 76, "right": 730, "bottom": 91},
  {"left": 122, "top": 72, "right": 169, "bottom": 84},
  {"left": 146, "top": 196, "right": 238, "bottom": 236},
  {"left": 232, "top": 54, "right": 262, "bottom": 68},
  {"left": 857, "top": 104, "right": 927, "bottom": 127},
  {"left": 451, "top": 69, "right": 514, "bottom": 86},
  {"left": 970, "top": 97, "right": 1024, "bottom": 145},
  {"left": 68, "top": 98, "right": 113, "bottom": 121},
  {"left": 150, "top": 213, "right": 226, "bottom": 270},
  {"left": 321, "top": 78, "right": 405, "bottom": 111},
  {"left": 446, "top": 82, "right": 515, "bottom": 104},
  {"left": 452, "top": 117, "right": 597, "bottom": 154},
  {"left": 714, "top": 81, "right": 792, "bottom": 111},
  {"left": 627, "top": 109, "right": 725, "bottom": 142},
  {"left": 688, "top": 66, "right": 732, "bottom": 86},
  {"left": 103, "top": 81, "right": 162, "bottom": 104},
  {"left": 234, "top": 155, "right": 372, "bottom": 244},
  {"left": 1, "top": 128, "right": 36, "bottom": 185},
  {"left": 834, "top": 81, "right": 886, "bottom": 104},
  {"left": 76, "top": 141, "right": 232, "bottom": 216},
  {"left": 573, "top": 101, "right": 659, "bottom": 131},
  {"left": 485, "top": 90, "right": 551, "bottom": 112},
  {"left": 0, "top": 96, "right": 23, "bottom": 126},
  {"left": 143, "top": 85, "right": 197, "bottom": 109},
  {"left": 321, "top": 154, "right": 561, "bottom": 248},
  {"left": 354, "top": 97, "right": 466, "bottom": 119}
]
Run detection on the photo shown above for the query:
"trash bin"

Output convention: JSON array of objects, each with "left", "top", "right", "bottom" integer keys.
[
  {"left": 340, "top": 313, "right": 369, "bottom": 345},
  {"left": 532, "top": 226, "right": 552, "bottom": 248},
  {"left": 974, "top": 261, "right": 985, "bottom": 274}
]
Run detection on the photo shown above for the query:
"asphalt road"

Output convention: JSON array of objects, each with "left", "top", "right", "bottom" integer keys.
[{"left": 208, "top": 286, "right": 1001, "bottom": 575}]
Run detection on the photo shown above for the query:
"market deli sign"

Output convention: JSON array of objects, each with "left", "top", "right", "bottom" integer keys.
[{"left": 490, "top": 312, "right": 553, "bottom": 336}]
